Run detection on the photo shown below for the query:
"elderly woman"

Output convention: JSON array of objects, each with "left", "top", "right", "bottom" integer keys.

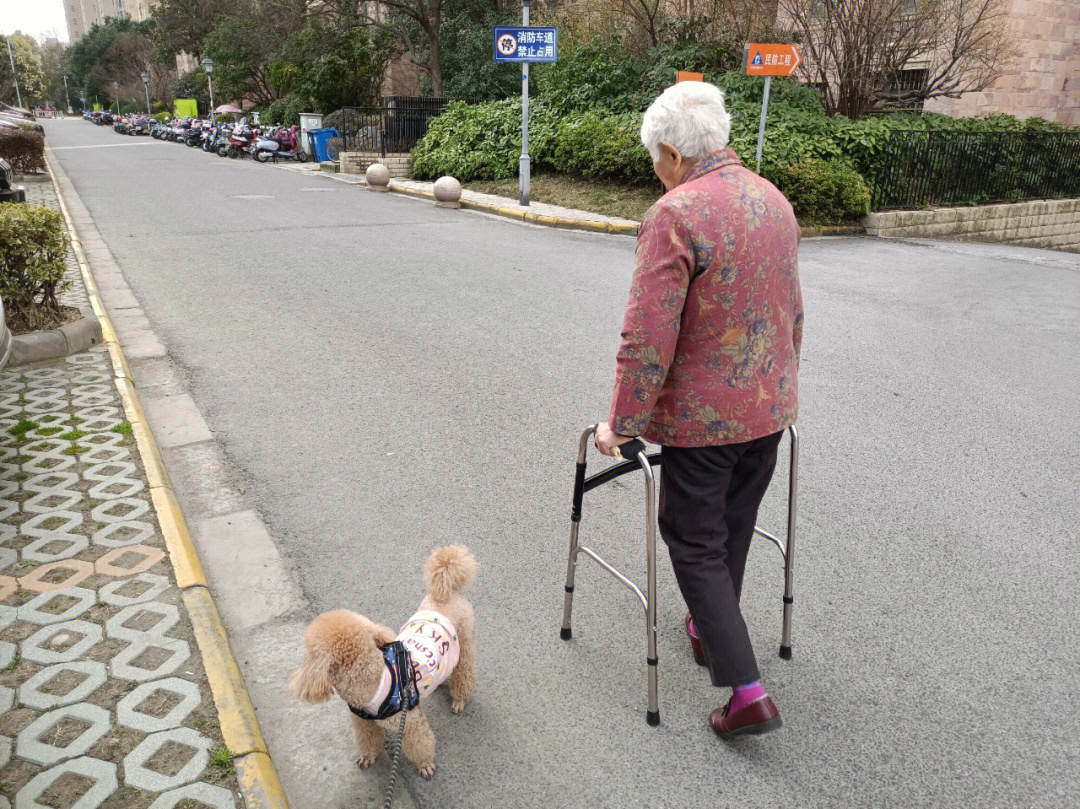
[{"left": 595, "top": 81, "right": 803, "bottom": 737}]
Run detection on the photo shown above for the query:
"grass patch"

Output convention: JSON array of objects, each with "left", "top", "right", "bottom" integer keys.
[
  {"left": 192, "top": 717, "right": 206, "bottom": 729},
  {"left": 60, "top": 430, "right": 85, "bottom": 441},
  {"left": 62, "top": 445, "right": 87, "bottom": 456},
  {"left": 467, "top": 173, "right": 660, "bottom": 223},
  {"left": 14, "top": 590, "right": 34, "bottom": 604},
  {"left": 39, "top": 415, "right": 59, "bottom": 423},
  {"left": 8, "top": 419, "right": 38, "bottom": 439},
  {"left": 209, "top": 746, "right": 235, "bottom": 776},
  {"left": 14, "top": 472, "right": 27, "bottom": 482},
  {"left": 111, "top": 422, "right": 133, "bottom": 436},
  {"left": 36, "top": 426, "right": 64, "bottom": 436},
  {"left": 65, "top": 416, "right": 83, "bottom": 426}
]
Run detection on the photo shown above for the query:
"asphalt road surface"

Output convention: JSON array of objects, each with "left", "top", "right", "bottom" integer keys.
[{"left": 43, "top": 119, "right": 1080, "bottom": 809}]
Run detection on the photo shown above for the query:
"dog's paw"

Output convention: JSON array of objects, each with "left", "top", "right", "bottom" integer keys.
[
  {"left": 356, "top": 754, "right": 378, "bottom": 769},
  {"left": 450, "top": 699, "right": 467, "bottom": 714},
  {"left": 417, "top": 762, "right": 436, "bottom": 779}
]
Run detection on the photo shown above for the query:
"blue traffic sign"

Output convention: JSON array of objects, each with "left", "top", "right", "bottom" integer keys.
[{"left": 493, "top": 26, "right": 558, "bottom": 63}]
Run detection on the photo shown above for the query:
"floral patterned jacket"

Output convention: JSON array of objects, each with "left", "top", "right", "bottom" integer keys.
[{"left": 609, "top": 148, "right": 803, "bottom": 447}]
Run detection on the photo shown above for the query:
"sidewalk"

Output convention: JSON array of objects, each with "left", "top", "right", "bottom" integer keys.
[{"left": 0, "top": 179, "right": 241, "bottom": 808}]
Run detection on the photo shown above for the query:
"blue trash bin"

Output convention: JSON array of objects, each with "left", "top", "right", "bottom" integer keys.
[{"left": 307, "top": 128, "right": 340, "bottom": 163}]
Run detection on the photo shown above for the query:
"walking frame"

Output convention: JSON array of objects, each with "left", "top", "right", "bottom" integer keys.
[{"left": 559, "top": 425, "right": 799, "bottom": 726}]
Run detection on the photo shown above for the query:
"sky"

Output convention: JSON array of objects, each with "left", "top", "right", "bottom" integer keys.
[{"left": 1, "top": 0, "right": 69, "bottom": 43}]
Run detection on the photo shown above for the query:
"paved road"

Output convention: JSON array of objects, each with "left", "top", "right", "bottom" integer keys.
[{"left": 43, "top": 119, "right": 1080, "bottom": 809}]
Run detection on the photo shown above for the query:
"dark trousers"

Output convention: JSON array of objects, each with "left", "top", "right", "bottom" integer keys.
[{"left": 658, "top": 430, "right": 783, "bottom": 687}]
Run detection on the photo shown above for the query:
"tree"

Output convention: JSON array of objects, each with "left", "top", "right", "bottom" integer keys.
[
  {"left": 362, "top": 0, "right": 448, "bottom": 96},
  {"left": 150, "top": 0, "right": 246, "bottom": 58},
  {"left": 777, "top": 0, "right": 1013, "bottom": 118},
  {"left": 40, "top": 41, "right": 70, "bottom": 109},
  {"left": 0, "top": 33, "right": 46, "bottom": 107}
]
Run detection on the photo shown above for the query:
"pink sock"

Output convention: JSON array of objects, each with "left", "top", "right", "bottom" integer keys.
[
  {"left": 729, "top": 681, "right": 766, "bottom": 713},
  {"left": 688, "top": 617, "right": 698, "bottom": 637}
]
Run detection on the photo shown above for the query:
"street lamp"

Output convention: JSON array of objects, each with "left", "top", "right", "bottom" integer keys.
[
  {"left": 113, "top": 80, "right": 119, "bottom": 115},
  {"left": 202, "top": 57, "right": 215, "bottom": 123},
  {"left": 63, "top": 75, "right": 72, "bottom": 114},
  {"left": 140, "top": 71, "right": 151, "bottom": 114}
]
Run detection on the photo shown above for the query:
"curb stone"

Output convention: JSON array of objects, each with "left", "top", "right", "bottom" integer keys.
[
  {"left": 8, "top": 304, "right": 103, "bottom": 367},
  {"left": 332, "top": 169, "right": 866, "bottom": 239},
  {"left": 45, "top": 157, "right": 290, "bottom": 809}
]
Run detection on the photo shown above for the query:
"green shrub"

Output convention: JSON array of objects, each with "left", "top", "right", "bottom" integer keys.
[
  {"left": 153, "top": 112, "right": 170, "bottom": 122},
  {"left": 0, "top": 128, "right": 46, "bottom": 173},
  {"left": 551, "top": 112, "right": 653, "bottom": 185},
  {"left": 769, "top": 159, "right": 871, "bottom": 226},
  {"left": 0, "top": 204, "right": 71, "bottom": 312}
]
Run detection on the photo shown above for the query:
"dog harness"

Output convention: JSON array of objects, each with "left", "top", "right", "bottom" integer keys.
[
  {"left": 348, "top": 641, "right": 420, "bottom": 721},
  {"left": 348, "top": 611, "right": 459, "bottom": 721}
]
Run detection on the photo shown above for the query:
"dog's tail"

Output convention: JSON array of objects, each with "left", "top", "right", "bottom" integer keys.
[{"left": 423, "top": 545, "right": 476, "bottom": 604}]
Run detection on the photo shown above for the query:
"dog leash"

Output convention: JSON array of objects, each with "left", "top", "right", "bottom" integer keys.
[{"left": 382, "top": 711, "right": 408, "bottom": 809}]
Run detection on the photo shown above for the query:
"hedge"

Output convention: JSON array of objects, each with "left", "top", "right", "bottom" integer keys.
[
  {"left": 0, "top": 204, "right": 71, "bottom": 312},
  {"left": 770, "top": 159, "right": 871, "bottom": 225},
  {"left": 0, "top": 128, "right": 46, "bottom": 174}
]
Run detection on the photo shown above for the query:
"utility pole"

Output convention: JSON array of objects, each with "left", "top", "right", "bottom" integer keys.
[
  {"left": 4, "top": 35, "right": 23, "bottom": 109},
  {"left": 519, "top": 0, "right": 530, "bottom": 206}
]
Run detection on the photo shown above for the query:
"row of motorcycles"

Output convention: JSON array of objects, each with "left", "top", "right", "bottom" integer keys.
[
  {"left": 85, "top": 110, "right": 310, "bottom": 163},
  {"left": 150, "top": 118, "right": 310, "bottom": 163}
]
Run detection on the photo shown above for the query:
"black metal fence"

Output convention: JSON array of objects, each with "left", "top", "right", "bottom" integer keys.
[
  {"left": 869, "top": 129, "right": 1080, "bottom": 210},
  {"left": 335, "top": 96, "right": 480, "bottom": 156}
]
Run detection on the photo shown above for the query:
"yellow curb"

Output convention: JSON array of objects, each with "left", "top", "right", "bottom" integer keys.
[
  {"left": 47, "top": 155, "right": 289, "bottom": 809},
  {"left": 235, "top": 753, "right": 289, "bottom": 809},
  {"left": 183, "top": 586, "right": 268, "bottom": 757}
]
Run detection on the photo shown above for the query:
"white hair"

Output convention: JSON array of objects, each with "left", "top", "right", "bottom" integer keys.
[{"left": 640, "top": 81, "right": 731, "bottom": 164}]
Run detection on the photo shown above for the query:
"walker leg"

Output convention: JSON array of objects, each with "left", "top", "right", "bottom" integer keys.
[
  {"left": 561, "top": 428, "right": 594, "bottom": 641},
  {"left": 640, "top": 451, "right": 660, "bottom": 726},
  {"left": 779, "top": 425, "right": 798, "bottom": 660}
]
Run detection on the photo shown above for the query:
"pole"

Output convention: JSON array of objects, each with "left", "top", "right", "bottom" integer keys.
[
  {"left": 755, "top": 75, "right": 771, "bottom": 174},
  {"left": 64, "top": 75, "right": 72, "bottom": 114},
  {"left": 519, "top": 0, "right": 530, "bottom": 207},
  {"left": 144, "top": 84, "right": 150, "bottom": 114},
  {"left": 5, "top": 36, "right": 22, "bottom": 109},
  {"left": 207, "top": 74, "right": 215, "bottom": 124}
]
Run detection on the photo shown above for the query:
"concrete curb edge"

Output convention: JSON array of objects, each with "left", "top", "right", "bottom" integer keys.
[
  {"left": 354, "top": 173, "right": 864, "bottom": 239},
  {"left": 45, "top": 156, "right": 290, "bottom": 809},
  {"left": 8, "top": 305, "right": 103, "bottom": 368}
]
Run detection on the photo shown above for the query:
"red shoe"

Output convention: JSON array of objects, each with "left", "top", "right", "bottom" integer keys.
[
  {"left": 710, "top": 696, "right": 782, "bottom": 738},
  {"left": 685, "top": 612, "right": 706, "bottom": 666}
]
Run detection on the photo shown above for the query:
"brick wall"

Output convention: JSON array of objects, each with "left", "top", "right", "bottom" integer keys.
[
  {"left": 340, "top": 152, "right": 412, "bottom": 178},
  {"left": 863, "top": 198, "right": 1080, "bottom": 252},
  {"left": 924, "top": 0, "right": 1080, "bottom": 126}
]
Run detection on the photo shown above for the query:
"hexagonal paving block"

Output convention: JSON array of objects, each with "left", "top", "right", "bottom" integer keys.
[
  {"left": 14, "top": 755, "right": 117, "bottom": 809},
  {"left": 0, "top": 685, "right": 12, "bottom": 712},
  {"left": 123, "top": 727, "right": 211, "bottom": 792},
  {"left": 21, "top": 620, "right": 103, "bottom": 665},
  {"left": 110, "top": 637, "right": 190, "bottom": 682},
  {"left": 0, "top": 735, "right": 9, "bottom": 769},
  {"left": 95, "top": 545, "right": 165, "bottom": 578},
  {"left": 0, "top": 575, "right": 17, "bottom": 601},
  {"left": 20, "top": 534, "right": 90, "bottom": 564},
  {"left": 18, "top": 559, "right": 94, "bottom": 594},
  {"left": 0, "top": 545, "right": 15, "bottom": 569},
  {"left": 147, "top": 781, "right": 237, "bottom": 809},
  {"left": 117, "top": 677, "right": 201, "bottom": 733},
  {"left": 19, "top": 510, "right": 82, "bottom": 538},
  {"left": 106, "top": 602, "right": 179, "bottom": 642},
  {"left": 19, "top": 661, "right": 108, "bottom": 710},
  {"left": 18, "top": 586, "right": 96, "bottom": 625},
  {"left": 0, "top": 604, "right": 15, "bottom": 630},
  {"left": 16, "top": 702, "right": 111, "bottom": 766},
  {"left": 92, "top": 520, "right": 155, "bottom": 549},
  {"left": 0, "top": 641, "right": 14, "bottom": 670},
  {"left": 91, "top": 497, "right": 150, "bottom": 524},
  {"left": 99, "top": 573, "right": 169, "bottom": 607}
]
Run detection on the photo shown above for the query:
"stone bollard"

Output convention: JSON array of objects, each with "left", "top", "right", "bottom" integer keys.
[
  {"left": 366, "top": 163, "right": 390, "bottom": 192},
  {"left": 433, "top": 176, "right": 463, "bottom": 209}
]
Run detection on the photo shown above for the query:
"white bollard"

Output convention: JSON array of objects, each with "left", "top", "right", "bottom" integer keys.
[
  {"left": 366, "top": 163, "right": 390, "bottom": 192},
  {"left": 433, "top": 176, "right": 463, "bottom": 209}
]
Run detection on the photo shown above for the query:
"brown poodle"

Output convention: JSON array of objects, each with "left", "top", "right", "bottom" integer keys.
[{"left": 290, "top": 545, "right": 477, "bottom": 778}]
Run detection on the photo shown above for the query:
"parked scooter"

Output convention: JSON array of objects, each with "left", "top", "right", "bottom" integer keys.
[{"left": 253, "top": 125, "right": 309, "bottom": 163}]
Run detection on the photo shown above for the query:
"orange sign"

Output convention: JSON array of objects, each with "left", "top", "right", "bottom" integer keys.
[
  {"left": 676, "top": 71, "right": 704, "bottom": 83},
  {"left": 744, "top": 43, "right": 801, "bottom": 77}
]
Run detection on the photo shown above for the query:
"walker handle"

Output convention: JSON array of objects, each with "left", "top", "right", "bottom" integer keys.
[{"left": 613, "top": 438, "right": 647, "bottom": 462}]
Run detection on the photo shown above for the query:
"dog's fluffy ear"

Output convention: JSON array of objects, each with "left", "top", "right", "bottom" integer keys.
[
  {"left": 290, "top": 650, "right": 334, "bottom": 703},
  {"left": 373, "top": 624, "right": 397, "bottom": 648}
]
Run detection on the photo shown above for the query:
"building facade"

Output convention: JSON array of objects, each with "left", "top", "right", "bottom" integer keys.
[
  {"left": 65, "top": 0, "right": 153, "bottom": 43},
  {"left": 924, "top": 0, "right": 1080, "bottom": 126}
]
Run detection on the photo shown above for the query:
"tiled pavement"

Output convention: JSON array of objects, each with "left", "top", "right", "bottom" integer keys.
[{"left": 1, "top": 176, "right": 240, "bottom": 809}]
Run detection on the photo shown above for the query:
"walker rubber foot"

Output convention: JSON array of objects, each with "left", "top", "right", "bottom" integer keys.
[
  {"left": 779, "top": 645, "right": 792, "bottom": 660},
  {"left": 646, "top": 711, "right": 660, "bottom": 726},
  {"left": 560, "top": 627, "right": 572, "bottom": 640}
]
